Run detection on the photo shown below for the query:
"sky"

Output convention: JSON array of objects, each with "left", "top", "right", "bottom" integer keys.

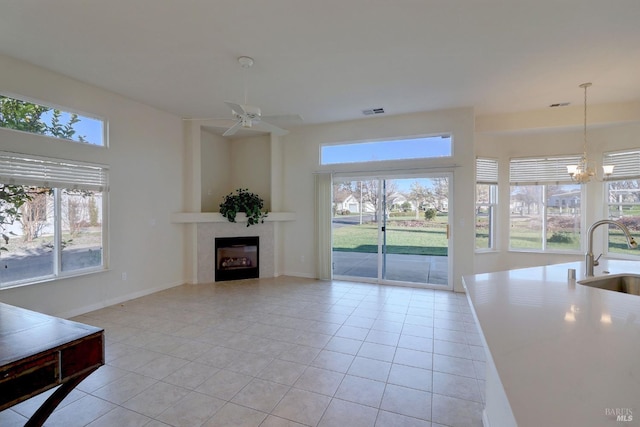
[
  {"left": 321, "top": 135, "right": 452, "bottom": 165},
  {"left": 40, "top": 110, "right": 104, "bottom": 145}
]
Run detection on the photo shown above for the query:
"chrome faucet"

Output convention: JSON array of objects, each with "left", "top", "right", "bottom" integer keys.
[{"left": 585, "top": 219, "right": 637, "bottom": 276}]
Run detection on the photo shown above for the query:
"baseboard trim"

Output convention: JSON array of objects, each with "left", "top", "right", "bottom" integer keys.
[{"left": 59, "top": 280, "right": 184, "bottom": 319}]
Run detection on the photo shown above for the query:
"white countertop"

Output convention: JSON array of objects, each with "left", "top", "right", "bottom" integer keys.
[{"left": 463, "top": 260, "right": 640, "bottom": 427}]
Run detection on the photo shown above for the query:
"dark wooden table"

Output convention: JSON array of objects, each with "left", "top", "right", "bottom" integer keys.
[{"left": 0, "top": 302, "right": 104, "bottom": 427}]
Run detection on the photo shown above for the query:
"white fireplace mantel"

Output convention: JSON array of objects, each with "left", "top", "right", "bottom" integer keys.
[{"left": 171, "top": 212, "right": 295, "bottom": 223}]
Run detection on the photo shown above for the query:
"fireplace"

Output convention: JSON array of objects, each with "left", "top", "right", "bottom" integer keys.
[{"left": 215, "top": 236, "right": 259, "bottom": 281}]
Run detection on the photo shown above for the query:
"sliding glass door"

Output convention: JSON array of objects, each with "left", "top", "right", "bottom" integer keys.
[{"left": 332, "top": 174, "right": 451, "bottom": 288}]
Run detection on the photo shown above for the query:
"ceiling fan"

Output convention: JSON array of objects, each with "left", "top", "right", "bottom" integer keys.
[{"left": 208, "top": 56, "right": 300, "bottom": 137}]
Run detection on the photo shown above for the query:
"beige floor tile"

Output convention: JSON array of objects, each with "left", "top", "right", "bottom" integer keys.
[
  {"left": 433, "top": 339, "right": 472, "bottom": 360},
  {"left": 123, "top": 381, "right": 191, "bottom": 418},
  {"left": 257, "top": 359, "right": 306, "bottom": 385},
  {"left": 277, "top": 344, "right": 322, "bottom": 364},
  {"left": 272, "top": 388, "right": 331, "bottom": 426},
  {"left": 42, "top": 395, "right": 116, "bottom": 427},
  {"left": 365, "top": 329, "right": 400, "bottom": 346},
  {"left": 398, "top": 335, "right": 433, "bottom": 352},
  {"left": 0, "top": 409, "right": 26, "bottom": 427},
  {"left": 431, "top": 393, "right": 483, "bottom": 427},
  {"left": 156, "top": 391, "right": 225, "bottom": 427},
  {"left": 231, "top": 378, "right": 290, "bottom": 412},
  {"left": 357, "top": 342, "right": 396, "bottom": 362},
  {"left": 92, "top": 372, "right": 157, "bottom": 404},
  {"left": 11, "top": 277, "right": 490, "bottom": 427},
  {"left": 393, "top": 347, "right": 433, "bottom": 370},
  {"left": 318, "top": 398, "right": 378, "bottom": 427},
  {"left": 294, "top": 366, "right": 344, "bottom": 396},
  {"left": 432, "top": 354, "right": 477, "bottom": 378},
  {"left": 162, "top": 361, "right": 219, "bottom": 389},
  {"left": 347, "top": 356, "right": 391, "bottom": 382},
  {"left": 195, "top": 369, "right": 253, "bottom": 400},
  {"left": 432, "top": 372, "right": 483, "bottom": 403},
  {"left": 259, "top": 415, "right": 306, "bottom": 426},
  {"left": 85, "top": 406, "right": 151, "bottom": 427},
  {"left": 380, "top": 384, "right": 432, "bottom": 421},
  {"left": 201, "top": 402, "right": 267, "bottom": 427},
  {"left": 388, "top": 363, "right": 433, "bottom": 392},
  {"left": 311, "top": 349, "right": 355, "bottom": 373},
  {"left": 375, "top": 410, "right": 432, "bottom": 427},
  {"left": 325, "top": 335, "right": 363, "bottom": 355},
  {"left": 334, "top": 375, "right": 385, "bottom": 407}
]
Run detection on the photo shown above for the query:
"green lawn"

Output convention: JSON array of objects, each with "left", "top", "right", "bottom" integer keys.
[{"left": 333, "top": 218, "right": 448, "bottom": 256}]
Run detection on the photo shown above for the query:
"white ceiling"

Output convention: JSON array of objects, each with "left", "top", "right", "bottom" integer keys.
[{"left": 1, "top": 0, "right": 639, "bottom": 130}]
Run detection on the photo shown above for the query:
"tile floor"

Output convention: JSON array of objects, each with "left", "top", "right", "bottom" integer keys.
[{"left": 0, "top": 276, "right": 485, "bottom": 427}]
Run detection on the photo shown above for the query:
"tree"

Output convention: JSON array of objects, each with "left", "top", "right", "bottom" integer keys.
[
  {"left": 19, "top": 188, "right": 50, "bottom": 242},
  {"left": 0, "top": 185, "right": 32, "bottom": 252},
  {"left": 0, "top": 96, "right": 49, "bottom": 134},
  {"left": 432, "top": 177, "right": 449, "bottom": 212},
  {"left": 0, "top": 96, "right": 88, "bottom": 252},
  {"left": 359, "top": 179, "right": 398, "bottom": 222},
  {"left": 408, "top": 181, "right": 434, "bottom": 219},
  {"left": 0, "top": 95, "right": 87, "bottom": 142}
]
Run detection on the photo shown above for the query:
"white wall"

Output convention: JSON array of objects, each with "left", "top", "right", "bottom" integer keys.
[
  {"left": 0, "top": 54, "right": 185, "bottom": 317},
  {"left": 201, "top": 129, "right": 231, "bottom": 211},
  {"left": 230, "top": 135, "right": 271, "bottom": 210},
  {"left": 280, "top": 108, "right": 476, "bottom": 292},
  {"left": 475, "top": 108, "right": 640, "bottom": 274}
]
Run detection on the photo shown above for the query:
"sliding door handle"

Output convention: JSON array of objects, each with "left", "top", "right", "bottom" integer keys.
[{"left": 446, "top": 224, "right": 450, "bottom": 239}]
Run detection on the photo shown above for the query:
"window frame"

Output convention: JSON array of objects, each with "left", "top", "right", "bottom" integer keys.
[
  {"left": 0, "top": 152, "right": 109, "bottom": 289},
  {"left": 320, "top": 134, "right": 453, "bottom": 166},
  {"left": 603, "top": 149, "right": 640, "bottom": 259},
  {"left": 509, "top": 155, "right": 584, "bottom": 254},
  {"left": 475, "top": 157, "right": 498, "bottom": 252},
  {"left": 0, "top": 92, "right": 108, "bottom": 147}
]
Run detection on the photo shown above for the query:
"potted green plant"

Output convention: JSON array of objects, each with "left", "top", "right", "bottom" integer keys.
[{"left": 219, "top": 188, "right": 268, "bottom": 227}]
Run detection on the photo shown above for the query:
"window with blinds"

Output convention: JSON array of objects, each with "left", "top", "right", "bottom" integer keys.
[
  {"left": 509, "top": 155, "right": 581, "bottom": 184},
  {"left": 0, "top": 151, "right": 108, "bottom": 191},
  {"left": 476, "top": 158, "right": 498, "bottom": 251},
  {"left": 0, "top": 151, "right": 108, "bottom": 288},
  {"left": 603, "top": 150, "right": 640, "bottom": 180},
  {"left": 603, "top": 149, "right": 640, "bottom": 258},
  {"left": 509, "top": 155, "right": 582, "bottom": 253}
]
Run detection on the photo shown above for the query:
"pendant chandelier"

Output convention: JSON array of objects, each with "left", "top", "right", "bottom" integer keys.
[{"left": 566, "top": 82, "right": 614, "bottom": 183}]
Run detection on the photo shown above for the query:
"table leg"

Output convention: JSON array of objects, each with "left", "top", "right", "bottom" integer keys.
[{"left": 24, "top": 369, "right": 97, "bottom": 427}]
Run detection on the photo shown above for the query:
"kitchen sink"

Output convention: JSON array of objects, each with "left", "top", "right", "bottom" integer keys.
[{"left": 577, "top": 274, "right": 640, "bottom": 296}]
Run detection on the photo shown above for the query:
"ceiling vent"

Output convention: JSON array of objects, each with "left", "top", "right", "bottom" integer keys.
[
  {"left": 362, "top": 107, "right": 385, "bottom": 115},
  {"left": 549, "top": 102, "right": 570, "bottom": 108}
]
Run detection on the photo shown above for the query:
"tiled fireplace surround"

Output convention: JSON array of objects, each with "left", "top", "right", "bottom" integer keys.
[{"left": 196, "top": 222, "right": 275, "bottom": 283}]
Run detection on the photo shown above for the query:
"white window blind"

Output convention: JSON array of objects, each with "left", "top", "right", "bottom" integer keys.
[
  {"left": 603, "top": 150, "right": 640, "bottom": 180},
  {"left": 0, "top": 151, "right": 108, "bottom": 191},
  {"left": 510, "top": 155, "right": 581, "bottom": 185},
  {"left": 476, "top": 158, "right": 498, "bottom": 183}
]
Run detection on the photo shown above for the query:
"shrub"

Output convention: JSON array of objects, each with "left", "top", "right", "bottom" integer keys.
[
  {"left": 424, "top": 208, "right": 437, "bottom": 221},
  {"left": 547, "top": 232, "right": 574, "bottom": 244}
]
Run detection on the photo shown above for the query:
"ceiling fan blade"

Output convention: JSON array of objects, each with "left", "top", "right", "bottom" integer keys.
[
  {"left": 224, "top": 101, "right": 247, "bottom": 116},
  {"left": 252, "top": 120, "right": 289, "bottom": 136},
  {"left": 222, "top": 120, "right": 243, "bottom": 136}
]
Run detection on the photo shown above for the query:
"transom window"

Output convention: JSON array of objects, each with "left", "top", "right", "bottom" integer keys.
[
  {"left": 0, "top": 94, "right": 105, "bottom": 146},
  {"left": 320, "top": 135, "right": 452, "bottom": 165}
]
